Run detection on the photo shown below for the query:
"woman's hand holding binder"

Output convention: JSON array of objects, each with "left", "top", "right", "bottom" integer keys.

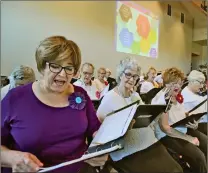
[{"left": 185, "top": 120, "right": 198, "bottom": 130}]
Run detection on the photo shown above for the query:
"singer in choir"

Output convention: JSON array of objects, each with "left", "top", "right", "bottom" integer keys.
[
  {"left": 140, "top": 67, "right": 159, "bottom": 94},
  {"left": 94, "top": 67, "right": 109, "bottom": 92},
  {"left": 181, "top": 70, "right": 207, "bottom": 135},
  {"left": 105, "top": 68, "right": 117, "bottom": 90},
  {"left": 151, "top": 67, "right": 207, "bottom": 173},
  {"left": 97, "top": 58, "right": 183, "bottom": 173},
  {"left": 1, "top": 65, "right": 36, "bottom": 100},
  {"left": 73, "top": 63, "right": 100, "bottom": 100},
  {"left": 1, "top": 36, "right": 104, "bottom": 173}
]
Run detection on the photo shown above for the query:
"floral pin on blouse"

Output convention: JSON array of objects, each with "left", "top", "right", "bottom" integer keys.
[
  {"left": 96, "top": 91, "right": 101, "bottom": 99},
  {"left": 69, "top": 92, "right": 87, "bottom": 110},
  {"left": 104, "top": 81, "right": 108, "bottom": 86},
  {"left": 176, "top": 93, "right": 183, "bottom": 104}
]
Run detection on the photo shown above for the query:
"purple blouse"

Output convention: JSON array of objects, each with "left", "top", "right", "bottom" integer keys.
[{"left": 1, "top": 83, "right": 101, "bottom": 173}]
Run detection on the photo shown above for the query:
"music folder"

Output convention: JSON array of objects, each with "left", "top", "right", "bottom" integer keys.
[
  {"left": 133, "top": 105, "right": 166, "bottom": 128},
  {"left": 39, "top": 100, "right": 139, "bottom": 172},
  {"left": 171, "top": 112, "right": 207, "bottom": 128}
]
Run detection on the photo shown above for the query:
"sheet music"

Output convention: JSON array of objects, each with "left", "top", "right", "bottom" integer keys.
[
  {"left": 189, "top": 100, "right": 207, "bottom": 115},
  {"left": 38, "top": 145, "right": 122, "bottom": 172},
  {"left": 91, "top": 104, "right": 138, "bottom": 145}
]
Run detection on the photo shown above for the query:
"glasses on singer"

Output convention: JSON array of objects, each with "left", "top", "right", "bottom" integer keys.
[
  {"left": 83, "top": 72, "right": 93, "bottom": 76},
  {"left": 46, "top": 62, "right": 75, "bottom": 75},
  {"left": 123, "top": 72, "right": 139, "bottom": 80}
]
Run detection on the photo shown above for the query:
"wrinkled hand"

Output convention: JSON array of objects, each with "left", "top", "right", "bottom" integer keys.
[
  {"left": 128, "top": 119, "right": 136, "bottom": 131},
  {"left": 185, "top": 120, "right": 198, "bottom": 130},
  {"left": 8, "top": 150, "right": 43, "bottom": 172},
  {"left": 85, "top": 154, "right": 108, "bottom": 167}
]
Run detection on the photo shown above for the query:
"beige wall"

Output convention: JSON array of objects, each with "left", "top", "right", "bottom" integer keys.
[
  {"left": 193, "top": 27, "right": 207, "bottom": 41},
  {"left": 202, "top": 46, "right": 207, "bottom": 65},
  {"left": 191, "top": 42, "right": 207, "bottom": 69},
  {"left": 1, "top": 1, "right": 193, "bottom": 78}
]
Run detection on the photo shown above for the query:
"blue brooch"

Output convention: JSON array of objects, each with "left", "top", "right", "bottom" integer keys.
[{"left": 69, "top": 92, "right": 87, "bottom": 110}]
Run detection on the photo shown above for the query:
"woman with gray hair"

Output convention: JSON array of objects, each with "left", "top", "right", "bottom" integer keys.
[
  {"left": 181, "top": 70, "right": 207, "bottom": 135},
  {"left": 97, "top": 58, "right": 183, "bottom": 172},
  {"left": 1, "top": 65, "right": 36, "bottom": 100}
]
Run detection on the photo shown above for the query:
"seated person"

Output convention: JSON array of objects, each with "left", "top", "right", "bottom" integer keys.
[
  {"left": 154, "top": 71, "right": 164, "bottom": 88},
  {"left": 1, "top": 76, "right": 10, "bottom": 87},
  {"left": 105, "top": 68, "right": 117, "bottom": 90},
  {"left": 1, "top": 36, "right": 105, "bottom": 173},
  {"left": 181, "top": 70, "right": 207, "bottom": 135},
  {"left": 140, "top": 67, "right": 158, "bottom": 94},
  {"left": 1, "top": 65, "right": 36, "bottom": 100},
  {"left": 74, "top": 63, "right": 100, "bottom": 100},
  {"left": 94, "top": 67, "right": 109, "bottom": 92},
  {"left": 151, "top": 67, "right": 207, "bottom": 173},
  {"left": 97, "top": 58, "right": 183, "bottom": 173}
]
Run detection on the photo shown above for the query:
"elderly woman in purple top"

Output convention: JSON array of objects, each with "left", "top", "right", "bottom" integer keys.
[{"left": 1, "top": 36, "right": 101, "bottom": 173}]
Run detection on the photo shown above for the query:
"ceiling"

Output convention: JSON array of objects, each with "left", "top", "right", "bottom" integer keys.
[{"left": 180, "top": 1, "right": 207, "bottom": 29}]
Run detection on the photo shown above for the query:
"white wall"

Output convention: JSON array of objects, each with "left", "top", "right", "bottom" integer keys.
[{"left": 1, "top": 1, "right": 193, "bottom": 78}]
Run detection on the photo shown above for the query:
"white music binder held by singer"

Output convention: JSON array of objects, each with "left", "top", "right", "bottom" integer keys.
[{"left": 38, "top": 102, "right": 139, "bottom": 172}]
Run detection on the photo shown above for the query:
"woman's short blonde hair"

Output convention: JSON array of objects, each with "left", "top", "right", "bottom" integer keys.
[
  {"left": 116, "top": 57, "right": 141, "bottom": 84},
  {"left": 162, "top": 67, "right": 185, "bottom": 85},
  {"left": 97, "top": 67, "right": 106, "bottom": 74},
  {"left": 35, "top": 36, "right": 81, "bottom": 74},
  {"left": 144, "top": 67, "right": 156, "bottom": 80}
]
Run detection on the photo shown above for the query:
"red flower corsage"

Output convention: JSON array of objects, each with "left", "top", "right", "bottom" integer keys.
[
  {"left": 96, "top": 91, "right": 101, "bottom": 99},
  {"left": 104, "top": 81, "right": 108, "bottom": 86},
  {"left": 176, "top": 93, "right": 183, "bottom": 104}
]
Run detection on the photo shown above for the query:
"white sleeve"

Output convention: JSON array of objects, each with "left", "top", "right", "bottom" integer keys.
[
  {"left": 96, "top": 94, "right": 114, "bottom": 122},
  {"left": 1, "top": 85, "right": 10, "bottom": 101},
  {"left": 73, "top": 80, "right": 81, "bottom": 86},
  {"left": 140, "top": 82, "right": 153, "bottom": 94},
  {"left": 151, "top": 91, "right": 166, "bottom": 105}
]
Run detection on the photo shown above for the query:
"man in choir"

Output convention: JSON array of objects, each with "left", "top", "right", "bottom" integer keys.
[
  {"left": 105, "top": 68, "right": 117, "bottom": 90},
  {"left": 181, "top": 70, "right": 207, "bottom": 135},
  {"left": 73, "top": 63, "right": 100, "bottom": 100}
]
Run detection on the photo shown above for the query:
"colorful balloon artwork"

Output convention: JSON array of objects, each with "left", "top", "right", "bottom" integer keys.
[{"left": 116, "top": 1, "right": 159, "bottom": 58}]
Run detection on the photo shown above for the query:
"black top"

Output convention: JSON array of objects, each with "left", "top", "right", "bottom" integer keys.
[{"left": 107, "top": 77, "right": 117, "bottom": 90}]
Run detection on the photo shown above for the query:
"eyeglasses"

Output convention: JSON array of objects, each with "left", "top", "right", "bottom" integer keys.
[
  {"left": 195, "top": 80, "right": 204, "bottom": 85},
  {"left": 46, "top": 62, "right": 75, "bottom": 75},
  {"left": 123, "top": 72, "right": 139, "bottom": 80},
  {"left": 166, "top": 82, "right": 182, "bottom": 89},
  {"left": 83, "top": 72, "right": 93, "bottom": 76}
]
